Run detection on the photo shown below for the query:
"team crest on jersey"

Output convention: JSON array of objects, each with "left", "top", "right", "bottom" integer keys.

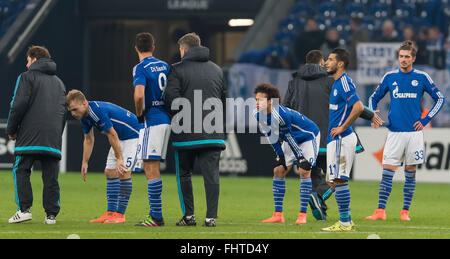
[
  {"left": 411, "top": 80, "right": 419, "bottom": 87},
  {"left": 334, "top": 89, "right": 338, "bottom": 96}
]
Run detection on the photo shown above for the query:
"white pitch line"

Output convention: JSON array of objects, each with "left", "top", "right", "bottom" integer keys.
[
  {"left": 361, "top": 225, "right": 450, "bottom": 231},
  {"left": 1, "top": 230, "right": 448, "bottom": 236}
]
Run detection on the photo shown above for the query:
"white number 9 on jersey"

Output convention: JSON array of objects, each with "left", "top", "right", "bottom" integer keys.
[{"left": 158, "top": 73, "right": 168, "bottom": 92}]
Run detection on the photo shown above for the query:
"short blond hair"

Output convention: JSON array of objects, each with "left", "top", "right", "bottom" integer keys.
[
  {"left": 178, "top": 32, "right": 201, "bottom": 48},
  {"left": 66, "top": 90, "right": 87, "bottom": 106}
]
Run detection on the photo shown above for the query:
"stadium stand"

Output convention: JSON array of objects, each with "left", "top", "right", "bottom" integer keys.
[
  {"left": 0, "top": 0, "right": 29, "bottom": 39},
  {"left": 238, "top": 0, "right": 450, "bottom": 69}
]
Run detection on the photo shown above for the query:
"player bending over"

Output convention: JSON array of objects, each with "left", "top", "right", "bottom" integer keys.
[
  {"left": 67, "top": 90, "right": 142, "bottom": 224},
  {"left": 365, "top": 41, "right": 445, "bottom": 221},
  {"left": 254, "top": 83, "right": 321, "bottom": 225}
]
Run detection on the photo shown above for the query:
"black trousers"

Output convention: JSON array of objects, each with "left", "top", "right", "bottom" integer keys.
[
  {"left": 13, "top": 154, "right": 61, "bottom": 216},
  {"left": 175, "top": 148, "right": 222, "bottom": 219},
  {"left": 311, "top": 154, "right": 330, "bottom": 200}
]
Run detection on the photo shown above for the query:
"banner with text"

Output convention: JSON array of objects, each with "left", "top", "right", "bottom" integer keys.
[{"left": 356, "top": 42, "right": 402, "bottom": 85}]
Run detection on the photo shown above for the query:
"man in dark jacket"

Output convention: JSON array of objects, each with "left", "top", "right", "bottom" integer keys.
[
  {"left": 6, "top": 46, "right": 66, "bottom": 224},
  {"left": 284, "top": 50, "right": 334, "bottom": 221},
  {"left": 165, "top": 33, "right": 226, "bottom": 227}
]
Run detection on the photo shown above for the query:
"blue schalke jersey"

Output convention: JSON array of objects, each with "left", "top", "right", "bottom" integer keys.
[
  {"left": 328, "top": 73, "right": 361, "bottom": 144},
  {"left": 254, "top": 105, "right": 320, "bottom": 160},
  {"left": 369, "top": 68, "right": 445, "bottom": 132},
  {"left": 81, "top": 101, "right": 142, "bottom": 140},
  {"left": 133, "top": 56, "right": 171, "bottom": 127}
]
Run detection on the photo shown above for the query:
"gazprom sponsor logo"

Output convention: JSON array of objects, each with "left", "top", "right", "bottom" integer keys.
[{"left": 393, "top": 86, "right": 417, "bottom": 99}]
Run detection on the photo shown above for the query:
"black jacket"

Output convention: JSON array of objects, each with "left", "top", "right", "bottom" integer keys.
[
  {"left": 284, "top": 64, "right": 334, "bottom": 153},
  {"left": 6, "top": 59, "right": 67, "bottom": 159},
  {"left": 165, "top": 46, "right": 227, "bottom": 150},
  {"left": 284, "top": 64, "right": 366, "bottom": 154}
]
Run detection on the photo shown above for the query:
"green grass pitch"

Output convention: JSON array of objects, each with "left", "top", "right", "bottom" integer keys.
[{"left": 0, "top": 171, "right": 449, "bottom": 239}]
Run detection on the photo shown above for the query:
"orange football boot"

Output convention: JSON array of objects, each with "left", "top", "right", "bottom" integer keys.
[
  {"left": 365, "top": 209, "right": 387, "bottom": 220},
  {"left": 104, "top": 212, "right": 126, "bottom": 224},
  {"left": 295, "top": 212, "right": 307, "bottom": 224},
  {"left": 262, "top": 212, "right": 285, "bottom": 223},
  {"left": 400, "top": 210, "right": 411, "bottom": 221},
  {"left": 90, "top": 211, "right": 115, "bottom": 223}
]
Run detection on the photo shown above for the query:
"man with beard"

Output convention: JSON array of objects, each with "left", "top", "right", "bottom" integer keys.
[{"left": 322, "top": 49, "right": 364, "bottom": 232}]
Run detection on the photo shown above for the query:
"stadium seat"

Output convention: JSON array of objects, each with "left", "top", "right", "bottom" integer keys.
[
  {"left": 391, "top": 17, "right": 407, "bottom": 31},
  {"left": 318, "top": 2, "right": 339, "bottom": 18},
  {"left": 363, "top": 16, "right": 379, "bottom": 32},
  {"left": 418, "top": 8, "right": 431, "bottom": 20},
  {"left": 328, "top": 0, "right": 346, "bottom": 3},
  {"left": 0, "top": 1, "right": 11, "bottom": 15},
  {"left": 238, "top": 49, "right": 267, "bottom": 65},
  {"left": 394, "top": 0, "right": 416, "bottom": 5},
  {"left": 337, "top": 31, "right": 349, "bottom": 45},
  {"left": 378, "top": 0, "right": 394, "bottom": 5},
  {"left": 291, "top": 2, "right": 315, "bottom": 17},
  {"left": 345, "top": 3, "right": 365, "bottom": 18},
  {"left": 407, "top": 16, "right": 431, "bottom": 28},
  {"left": 349, "top": 0, "right": 372, "bottom": 5},
  {"left": 0, "top": 2, "right": 10, "bottom": 27},
  {"left": 332, "top": 15, "right": 351, "bottom": 34},
  {"left": 280, "top": 15, "right": 303, "bottom": 33},
  {"left": 394, "top": 4, "right": 415, "bottom": 18},
  {"left": 0, "top": 0, "right": 30, "bottom": 39},
  {"left": 369, "top": 3, "right": 390, "bottom": 19},
  {"left": 315, "top": 16, "right": 332, "bottom": 31},
  {"left": 274, "top": 30, "right": 297, "bottom": 46}
]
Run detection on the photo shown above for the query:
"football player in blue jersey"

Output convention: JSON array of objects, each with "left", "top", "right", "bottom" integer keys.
[
  {"left": 365, "top": 41, "right": 446, "bottom": 222},
  {"left": 321, "top": 49, "right": 365, "bottom": 232},
  {"left": 66, "top": 90, "right": 142, "bottom": 224},
  {"left": 253, "top": 83, "right": 321, "bottom": 225},
  {"left": 132, "top": 32, "right": 172, "bottom": 227}
]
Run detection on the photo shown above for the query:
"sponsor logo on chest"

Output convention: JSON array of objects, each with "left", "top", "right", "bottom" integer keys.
[{"left": 392, "top": 86, "right": 417, "bottom": 99}]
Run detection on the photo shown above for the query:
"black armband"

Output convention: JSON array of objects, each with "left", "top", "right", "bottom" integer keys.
[{"left": 360, "top": 106, "right": 375, "bottom": 121}]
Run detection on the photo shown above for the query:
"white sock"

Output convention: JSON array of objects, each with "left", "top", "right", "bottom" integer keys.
[{"left": 340, "top": 221, "right": 351, "bottom": 227}]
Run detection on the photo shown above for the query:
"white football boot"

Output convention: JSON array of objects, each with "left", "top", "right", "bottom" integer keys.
[
  {"left": 44, "top": 215, "right": 56, "bottom": 225},
  {"left": 8, "top": 209, "right": 32, "bottom": 224}
]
